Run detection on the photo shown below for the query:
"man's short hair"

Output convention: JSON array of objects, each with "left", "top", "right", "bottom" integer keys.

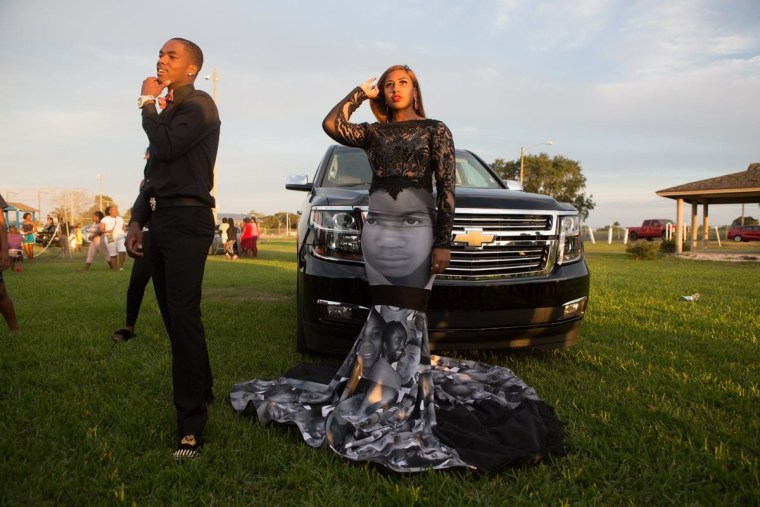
[{"left": 171, "top": 37, "right": 204, "bottom": 72}]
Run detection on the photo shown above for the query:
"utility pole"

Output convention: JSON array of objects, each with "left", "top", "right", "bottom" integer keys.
[
  {"left": 519, "top": 141, "right": 553, "bottom": 186},
  {"left": 206, "top": 68, "right": 219, "bottom": 224},
  {"left": 97, "top": 174, "right": 104, "bottom": 211}
]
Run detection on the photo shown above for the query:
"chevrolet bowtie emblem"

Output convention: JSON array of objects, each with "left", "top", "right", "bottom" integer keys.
[{"left": 453, "top": 228, "right": 495, "bottom": 248}]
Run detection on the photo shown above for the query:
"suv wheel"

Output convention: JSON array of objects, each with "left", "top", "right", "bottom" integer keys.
[
  {"left": 629, "top": 232, "right": 638, "bottom": 241},
  {"left": 733, "top": 235, "right": 743, "bottom": 242}
]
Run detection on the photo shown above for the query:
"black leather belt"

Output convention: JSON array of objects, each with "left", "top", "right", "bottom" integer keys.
[{"left": 149, "top": 196, "right": 209, "bottom": 210}]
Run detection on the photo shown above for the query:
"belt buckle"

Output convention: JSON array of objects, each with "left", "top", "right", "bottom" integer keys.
[{"left": 149, "top": 197, "right": 157, "bottom": 211}]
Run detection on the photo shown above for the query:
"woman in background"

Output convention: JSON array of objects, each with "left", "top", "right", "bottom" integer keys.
[
  {"left": 6, "top": 225, "right": 24, "bottom": 271},
  {"left": 79, "top": 211, "right": 113, "bottom": 271},
  {"left": 249, "top": 217, "right": 260, "bottom": 257},
  {"left": 224, "top": 217, "right": 238, "bottom": 260},
  {"left": 239, "top": 217, "right": 254, "bottom": 258},
  {"left": 21, "top": 213, "right": 36, "bottom": 261}
]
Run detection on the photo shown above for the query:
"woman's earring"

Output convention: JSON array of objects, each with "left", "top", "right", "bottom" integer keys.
[{"left": 414, "top": 97, "right": 419, "bottom": 111}]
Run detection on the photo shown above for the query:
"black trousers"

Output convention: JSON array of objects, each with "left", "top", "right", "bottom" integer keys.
[
  {"left": 125, "top": 230, "right": 152, "bottom": 327},
  {"left": 148, "top": 206, "right": 215, "bottom": 438}
]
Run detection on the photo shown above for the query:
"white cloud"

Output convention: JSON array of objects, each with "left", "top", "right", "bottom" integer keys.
[
  {"left": 493, "top": 0, "right": 520, "bottom": 27},
  {"left": 491, "top": 0, "right": 611, "bottom": 51},
  {"left": 531, "top": 0, "right": 611, "bottom": 50},
  {"left": 614, "top": 0, "right": 760, "bottom": 77},
  {"left": 371, "top": 41, "right": 398, "bottom": 51}
]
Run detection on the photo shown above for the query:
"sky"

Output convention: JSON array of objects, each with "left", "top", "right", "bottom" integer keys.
[{"left": 1, "top": 0, "right": 758, "bottom": 228}]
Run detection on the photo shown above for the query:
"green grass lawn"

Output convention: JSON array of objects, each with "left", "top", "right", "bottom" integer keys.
[{"left": 1, "top": 240, "right": 758, "bottom": 505}]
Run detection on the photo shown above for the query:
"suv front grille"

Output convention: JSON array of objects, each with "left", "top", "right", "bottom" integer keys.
[
  {"left": 444, "top": 211, "right": 557, "bottom": 280},
  {"left": 453, "top": 212, "right": 553, "bottom": 232}
]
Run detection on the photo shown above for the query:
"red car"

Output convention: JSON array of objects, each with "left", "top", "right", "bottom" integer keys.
[{"left": 728, "top": 225, "right": 760, "bottom": 242}]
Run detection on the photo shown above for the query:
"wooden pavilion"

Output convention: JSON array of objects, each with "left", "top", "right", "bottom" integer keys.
[
  {"left": 656, "top": 163, "right": 760, "bottom": 253},
  {"left": 2, "top": 201, "right": 39, "bottom": 228}
]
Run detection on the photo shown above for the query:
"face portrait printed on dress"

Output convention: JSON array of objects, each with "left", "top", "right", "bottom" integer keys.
[
  {"left": 360, "top": 310, "right": 424, "bottom": 389},
  {"left": 356, "top": 310, "right": 386, "bottom": 372},
  {"left": 381, "top": 320, "right": 407, "bottom": 363},
  {"left": 362, "top": 187, "right": 434, "bottom": 289},
  {"left": 395, "top": 342, "right": 421, "bottom": 386}
]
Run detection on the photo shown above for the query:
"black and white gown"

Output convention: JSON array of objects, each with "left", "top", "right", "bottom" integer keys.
[{"left": 230, "top": 88, "right": 565, "bottom": 472}]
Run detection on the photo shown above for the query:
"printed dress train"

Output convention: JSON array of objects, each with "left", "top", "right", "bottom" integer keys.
[{"left": 230, "top": 87, "right": 565, "bottom": 472}]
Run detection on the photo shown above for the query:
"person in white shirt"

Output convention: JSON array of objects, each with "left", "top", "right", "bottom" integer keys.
[
  {"left": 101, "top": 205, "right": 125, "bottom": 271},
  {"left": 219, "top": 217, "right": 229, "bottom": 244}
]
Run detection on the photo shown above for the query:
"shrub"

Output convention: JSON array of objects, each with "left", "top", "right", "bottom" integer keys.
[
  {"left": 660, "top": 240, "right": 691, "bottom": 254},
  {"left": 626, "top": 241, "right": 660, "bottom": 260}
]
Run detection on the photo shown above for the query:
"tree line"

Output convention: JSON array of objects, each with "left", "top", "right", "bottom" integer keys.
[
  {"left": 490, "top": 153, "right": 595, "bottom": 221},
  {"left": 44, "top": 191, "right": 302, "bottom": 234}
]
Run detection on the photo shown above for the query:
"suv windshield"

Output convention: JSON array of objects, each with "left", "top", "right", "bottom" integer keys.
[
  {"left": 319, "top": 148, "right": 504, "bottom": 190},
  {"left": 455, "top": 151, "right": 503, "bottom": 189}
]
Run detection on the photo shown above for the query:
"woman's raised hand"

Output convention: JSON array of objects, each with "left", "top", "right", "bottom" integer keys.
[{"left": 360, "top": 77, "right": 379, "bottom": 99}]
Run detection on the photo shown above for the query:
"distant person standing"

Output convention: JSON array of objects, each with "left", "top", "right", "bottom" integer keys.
[
  {"left": 0, "top": 193, "right": 20, "bottom": 335},
  {"left": 239, "top": 216, "right": 260, "bottom": 257},
  {"left": 219, "top": 217, "right": 229, "bottom": 245},
  {"left": 224, "top": 217, "right": 238, "bottom": 260},
  {"left": 80, "top": 211, "right": 114, "bottom": 271},
  {"left": 239, "top": 217, "right": 254, "bottom": 257},
  {"left": 73, "top": 224, "right": 83, "bottom": 252},
  {"left": 101, "top": 205, "right": 126, "bottom": 270},
  {"left": 21, "top": 213, "right": 36, "bottom": 261},
  {"left": 56, "top": 221, "right": 72, "bottom": 255},
  {"left": 125, "top": 37, "right": 220, "bottom": 461},
  {"left": 249, "top": 216, "right": 260, "bottom": 257}
]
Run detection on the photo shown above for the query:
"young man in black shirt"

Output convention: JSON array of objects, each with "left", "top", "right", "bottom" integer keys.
[{"left": 126, "top": 38, "right": 220, "bottom": 460}]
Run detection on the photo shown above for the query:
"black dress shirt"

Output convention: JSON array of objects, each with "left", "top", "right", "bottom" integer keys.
[{"left": 131, "top": 84, "right": 221, "bottom": 227}]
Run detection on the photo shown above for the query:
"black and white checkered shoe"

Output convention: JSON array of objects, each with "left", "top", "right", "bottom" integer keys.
[{"left": 173, "top": 435, "right": 201, "bottom": 461}]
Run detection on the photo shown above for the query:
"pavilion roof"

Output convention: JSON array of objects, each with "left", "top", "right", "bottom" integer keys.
[{"left": 656, "top": 163, "right": 760, "bottom": 204}]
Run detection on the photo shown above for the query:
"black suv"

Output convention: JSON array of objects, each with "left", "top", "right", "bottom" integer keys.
[{"left": 287, "top": 145, "right": 590, "bottom": 354}]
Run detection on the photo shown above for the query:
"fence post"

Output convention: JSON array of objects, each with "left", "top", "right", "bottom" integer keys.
[
  {"left": 608, "top": 222, "right": 613, "bottom": 244},
  {"left": 587, "top": 227, "right": 595, "bottom": 244},
  {"left": 715, "top": 226, "right": 721, "bottom": 247},
  {"left": 623, "top": 228, "right": 628, "bottom": 245}
]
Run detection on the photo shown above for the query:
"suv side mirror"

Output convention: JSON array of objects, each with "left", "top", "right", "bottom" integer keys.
[{"left": 286, "top": 174, "right": 313, "bottom": 192}]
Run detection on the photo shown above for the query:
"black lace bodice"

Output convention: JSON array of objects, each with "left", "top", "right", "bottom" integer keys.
[{"left": 323, "top": 87, "right": 455, "bottom": 249}]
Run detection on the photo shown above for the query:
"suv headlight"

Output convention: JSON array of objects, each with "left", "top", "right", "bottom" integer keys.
[
  {"left": 309, "top": 207, "right": 363, "bottom": 262},
  {"left": 557, "top": 214, "right": 583, "bottom": 265}
]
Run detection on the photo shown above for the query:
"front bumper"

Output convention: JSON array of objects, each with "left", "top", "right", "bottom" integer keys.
[{"left": 299, "top": 252, "right": 590, "bottom": 354}]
